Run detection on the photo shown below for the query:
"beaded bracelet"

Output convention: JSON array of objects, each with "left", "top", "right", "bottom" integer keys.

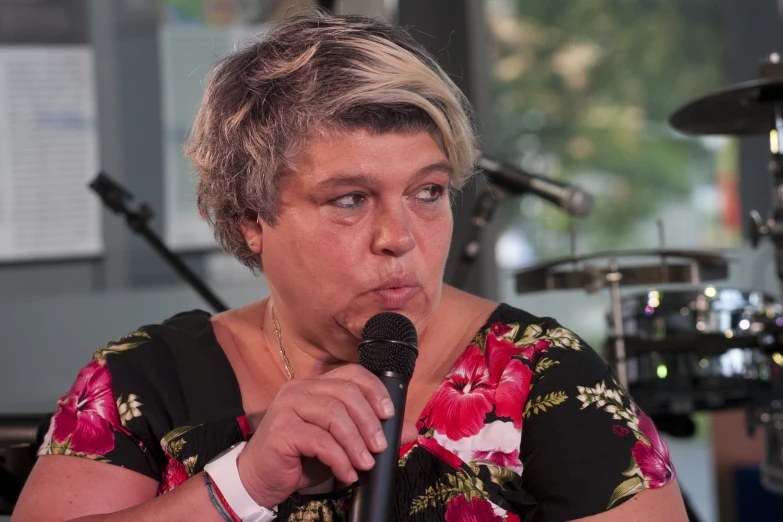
[
  {"left": 211, "top": 474, "right": 242, "bottom": 522},
  {"left": 204, "top": 472, "right": 241, "bottom": 522}
]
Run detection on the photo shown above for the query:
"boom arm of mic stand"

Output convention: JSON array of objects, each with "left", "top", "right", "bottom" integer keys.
[
  {"left": 89, "top": 173, "right": 229, "bottom": 313},
  {"left": 449, "top": 184, "right": 508, "bottom": 290}
]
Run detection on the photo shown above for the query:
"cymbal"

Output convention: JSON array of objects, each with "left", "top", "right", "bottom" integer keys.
[
  {"left": 515, "top": 249, "right": 729, "bottom": 294},
  {"left": 669, "top": 78, "right": 783, "bottom": 135}
]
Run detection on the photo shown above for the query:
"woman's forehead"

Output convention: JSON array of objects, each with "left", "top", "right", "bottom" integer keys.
[{"left": 293, "top": 128, "right": 451, "bottom": 179}]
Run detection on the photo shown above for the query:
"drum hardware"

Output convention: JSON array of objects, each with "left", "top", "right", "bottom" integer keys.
[
  {"left": 515, "top": 250, "right": 729, "bottom": 294},
  {"left": 611, "top": 287, "right": 783, "bottom": 416},
  {"left": 607, "top": 222, "right": 673, "bottom": 389},
  {"left": 513, "top": 220, "right": 783, "bottom": 423},
  {"left": 668, "top": 52, "right": 783, "bottom": 496},
  {"left": 514, "top": 221, "right": 733, "bottom": 389},
  {"left": 670, "top": 53, "right": 783, "bottom": 300},
  {"left": 607, "top": 259, "right": 627, "bottom": 388},
  {"left": 668, "top": 63, "right": 783, "bottom": 136}
]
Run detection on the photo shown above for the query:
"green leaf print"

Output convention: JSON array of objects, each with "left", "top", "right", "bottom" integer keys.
[
  {"left": 607, "top": 476, "right": 645, "bottom": 509},
  {"left": 410, "top": 471, "right": 489, "bottom": 514},
  {"left": 523, "top": 391, "right": 568, "bottom": 418}
]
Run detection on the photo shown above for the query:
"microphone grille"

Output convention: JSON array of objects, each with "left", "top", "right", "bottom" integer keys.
[
  {"left": 359, "top": 312, "right": 418, "bottom": 381},
  {"left": 565, "top": 186, "right": 594, "bottom": 216},
  {"left": 361, "top": 312, "right": 418, "bottom": 345}
]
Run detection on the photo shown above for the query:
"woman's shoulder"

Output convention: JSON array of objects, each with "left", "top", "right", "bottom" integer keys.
[
  {"left": 93, "top": 309, "right": 222, "bottom": 369},
  {"left": 135, "top": 308, "right": 215, "bottom": 346},
  {"left": 477, "top": 302, "right": 610, "bottom": 379},
  {"left": 97, "top": 309, "right": 243, "bottom": 423},
  {"left": 37, "top": 309, "right": 246, "bottom": 481},
  {"left": 441, "top": 288, "right": 606, "bottom": 373}
]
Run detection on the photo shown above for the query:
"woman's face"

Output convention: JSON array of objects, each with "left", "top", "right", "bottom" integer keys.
[{"left": 259, "top": 128, "right": 454, "bottom": 343}]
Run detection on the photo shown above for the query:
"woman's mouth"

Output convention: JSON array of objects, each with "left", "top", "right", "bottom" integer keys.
[{"left": 371, "top": 278, "right": 420, "bottom": 309}]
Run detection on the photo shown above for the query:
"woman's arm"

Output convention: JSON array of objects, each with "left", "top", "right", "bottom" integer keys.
[
  {"left": 14, "top": 362, "right": 410, "bottom": 522},
  {"left": 572, "top": 480, "right": 687, "bottom": 522},
  {"left": 508, "top": 314, "right": 686, "bottom": 520},
  {"left": 11, "top": 456, "right": 223, "bottom": 522}
]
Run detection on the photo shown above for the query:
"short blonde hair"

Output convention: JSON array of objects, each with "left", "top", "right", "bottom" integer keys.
[{"left": 186, "top": 11, "right": 477, "bottom": 272}]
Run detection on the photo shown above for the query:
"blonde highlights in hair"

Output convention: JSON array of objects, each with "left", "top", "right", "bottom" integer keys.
[{"left": 186, "top": 12, "right": 477, "bottom": 273}]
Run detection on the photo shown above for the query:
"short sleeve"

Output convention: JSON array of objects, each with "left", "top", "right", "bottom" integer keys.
[
  {"left": 36, "top": 310, "right": 244, "bottom": 487},
  {"left": 37, "top": 329, "right": 169, "bottom": 480},
  {"left": 519, "top": 320, "right": 676, "bottom": 521}
]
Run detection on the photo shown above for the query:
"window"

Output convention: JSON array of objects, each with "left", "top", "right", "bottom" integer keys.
[{"left": 487, "top": 0, "right": 736, "bottom": 276}]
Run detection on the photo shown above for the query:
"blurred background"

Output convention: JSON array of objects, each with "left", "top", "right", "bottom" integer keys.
[{"left": 1, "top": 1, "right": 783, "bottom": 520}]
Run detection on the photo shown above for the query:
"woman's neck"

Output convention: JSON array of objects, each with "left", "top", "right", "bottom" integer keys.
[
  {"left": 263, "top": 285, "right": 494, "bottom": 382},
  {"left": 261, "top": 298, "right": 357, "bottom": 380}
]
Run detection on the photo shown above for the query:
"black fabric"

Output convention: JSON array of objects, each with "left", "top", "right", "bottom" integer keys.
[{"left": 39, "top": 304, "right": 676, "bottom": 521}]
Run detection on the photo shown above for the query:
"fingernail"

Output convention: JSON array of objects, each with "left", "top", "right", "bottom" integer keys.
[
  {"left": 373, "top": 430, "right": 387, "bottom": 451},
  {"left": 380, "top": 398, "right": 394, "bottom": 417},
  {"left": 361, "top": 449, "right": 375, "bottom": 468},
  {"left": 348, "top": 469, "right": 359, "bottom": 483}
]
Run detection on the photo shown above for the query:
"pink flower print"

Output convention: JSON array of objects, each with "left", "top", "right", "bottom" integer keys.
[
  {"left": 423, "top": 345, "right": 495, "bottom": 440},
  {"left": 50, "top": 360, "right": 121, "bottom": 455},
  {"left": 445, "top": 494, "right": 503, "bottom": 521},
  {"left": 631, "top": 414, "right": 675, "bottom": 488}
]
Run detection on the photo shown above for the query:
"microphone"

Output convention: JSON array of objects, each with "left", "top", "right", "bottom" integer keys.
[
  {"left": 349, "top": 312, "right": 418, "bottom": 522},
  {"left": 476, "top": 155, "right": 595, "bottom": 216}
]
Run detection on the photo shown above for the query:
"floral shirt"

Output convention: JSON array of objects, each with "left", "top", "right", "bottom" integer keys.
[{"left": 38, "top": 304, "right": 675, "bottom": 521}]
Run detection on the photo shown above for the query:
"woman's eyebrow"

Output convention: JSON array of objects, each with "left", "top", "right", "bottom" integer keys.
[{"left": 315, "top": 161, "right": 453, "bottom": 189}]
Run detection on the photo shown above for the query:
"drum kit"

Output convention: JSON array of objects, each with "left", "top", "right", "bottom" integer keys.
[{"left": 514, "top": 53, "right": 783, "bottom": 498}]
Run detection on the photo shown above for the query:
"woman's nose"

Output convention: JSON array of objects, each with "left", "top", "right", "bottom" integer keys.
[{"left": 370, "top": 203, "right": 416, "bottom": 257}]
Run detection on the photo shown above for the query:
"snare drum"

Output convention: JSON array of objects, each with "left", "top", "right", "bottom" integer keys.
[{"left": 608, "top": 287, "right": 783, "bottom": 416}]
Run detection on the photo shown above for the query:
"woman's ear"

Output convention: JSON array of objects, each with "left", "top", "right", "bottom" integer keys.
[{"left": 240, "top": 213, "right": 263, "bottom": 254}]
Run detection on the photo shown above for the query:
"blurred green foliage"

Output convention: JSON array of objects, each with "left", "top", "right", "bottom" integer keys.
[{"left": 488, "top": 0, "right": 726, "bottom": 257}]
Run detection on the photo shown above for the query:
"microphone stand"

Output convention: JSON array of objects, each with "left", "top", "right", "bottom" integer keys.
[
  {"left": 747, "top": 56, "right": 783, "bottom": 300},
  {"left": 449, "top": 183, "right": 507, "bottom": 290},
  {"left": 89, "top": 173, "right": 229, "bottom": 313},
  {"left": 749, "top": 149, "right": 783, "bottom": 299}
]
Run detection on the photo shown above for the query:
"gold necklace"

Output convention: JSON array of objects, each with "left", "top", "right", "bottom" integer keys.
[{"left": 269, "top": 301, "right": 295, "bottom": 380}]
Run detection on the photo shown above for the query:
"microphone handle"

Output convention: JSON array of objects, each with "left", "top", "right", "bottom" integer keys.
[{"left": 349, "top": 371, "right": 408, "bottom": 522}]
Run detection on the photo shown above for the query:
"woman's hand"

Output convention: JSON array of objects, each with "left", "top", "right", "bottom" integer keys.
[{"left": 236, "top": 364, "right": 418, "bottom": 508}]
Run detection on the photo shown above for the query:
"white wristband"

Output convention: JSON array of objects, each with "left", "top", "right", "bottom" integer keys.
[{"left": 204, "top": 441, "right": 278, "bottom": 522}]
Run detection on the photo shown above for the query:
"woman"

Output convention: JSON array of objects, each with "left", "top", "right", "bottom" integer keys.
[{"left": 13, "top": 12, "right": 686, "bottom": 522}]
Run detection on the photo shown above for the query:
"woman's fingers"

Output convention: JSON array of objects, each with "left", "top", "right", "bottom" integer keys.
[
  {"left": 312, "top": 368, "right": 393, "bottom": 452},
  {"left": 319, "top": 365, "right": 397, "bottom": 420},
  {"left": 293, "top": 396, "right": 376, "bottom": 471},
  {"left": 289, "top": 423, "right": 359, "bottom": 484}
]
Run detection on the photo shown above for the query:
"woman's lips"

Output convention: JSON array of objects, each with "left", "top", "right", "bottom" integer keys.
[
  {"left": 370, "top": 277, "right": 420, "bottom": 308},
  {"left": 372, "top": 286, "right": 419, "bottom": 308}
]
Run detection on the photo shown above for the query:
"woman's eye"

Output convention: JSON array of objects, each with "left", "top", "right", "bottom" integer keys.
[
  {"left": 416, "top": 185, "right": 445, "bottom": 202},
  {"left": 330, "top": 193, "right": 366, "bottom": 209}
]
